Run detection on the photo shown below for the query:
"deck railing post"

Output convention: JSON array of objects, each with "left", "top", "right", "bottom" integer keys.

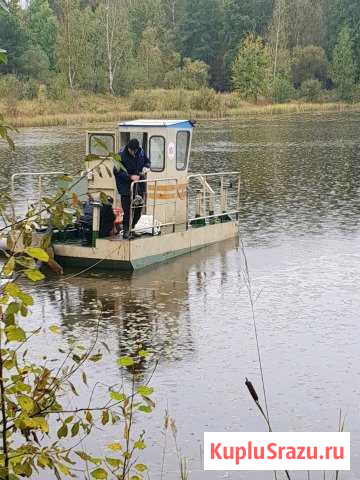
[
  {"left": 174, "top": 179, "right": 178, "bottom": 232},
  {"left": 152, "top": 180, "right": 157, "bottom": 236},
  {"left": 220, "top": 176, "right": 225, "bottom": 213},
  {"left": 92, "top": 202, "right": 101, "bottom": 247},
  {"left": 38, "top": 176, "right": 42, "bottom": 220}
]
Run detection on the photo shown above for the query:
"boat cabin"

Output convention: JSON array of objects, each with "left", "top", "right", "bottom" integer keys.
[{"left": 86, "top": 119, "right": 194, "bottom": 230}]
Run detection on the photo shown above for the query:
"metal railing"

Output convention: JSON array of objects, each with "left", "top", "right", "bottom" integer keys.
[
  {"left": 187, "top": 171, "right": 241, "bottom": 223},
  {"left": 10, "top": 172, "right": 64, "bottom": 220},
  {"left": 130, "top": 177, "right": 180, "bottom": 235},
  {"left": 129, "top": 171, "right": 241, "bottom": 235}
]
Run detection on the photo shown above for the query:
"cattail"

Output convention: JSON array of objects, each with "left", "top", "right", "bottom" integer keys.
[{"left": 245, "top": 378, "right": 259, "bottom": 403}]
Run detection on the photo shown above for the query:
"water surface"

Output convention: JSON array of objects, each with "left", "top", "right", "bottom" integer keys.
[{"left": 1, "top": 113, "right": 360, "bottom": 479}]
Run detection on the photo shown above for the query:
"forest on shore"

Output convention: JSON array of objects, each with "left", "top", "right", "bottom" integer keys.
[{"left": 1, "top": 0, "right": 360, "bottom": 123}]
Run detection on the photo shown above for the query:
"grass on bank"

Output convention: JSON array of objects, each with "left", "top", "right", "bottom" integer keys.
[{"left": 0, "top": 88, "right": 358, "bottom": 128}]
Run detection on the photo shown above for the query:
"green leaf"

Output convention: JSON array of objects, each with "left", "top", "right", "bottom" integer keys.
[
  {"left": 4, "top": 282, "right": 33, "bottom": 305},
  {"left": 105, "top": 457, "right": 121, "bottom": 468},
  {"left": 5, "top": 325, "right": 26, "bottom": 342},
  {"left": 24, "top": 269, "right": 45, "bottom": 282},
  {"left": 89, "top": 353, "right": 102, "bottom": 362},
  {"left": 138, "top": 405, "right": 152, "bottom": 413},
  {"left": 57, "top": 423, "right": 68, "bottom": 439},
  {"left": 91, "top": 468, "right": 108, "bottom": 479},
  {"left": 27, "top": 416, "right": 49, "bottom": 433},
  {"left": 134, "top": 440, "right": 146, "bottom": 450},
  {"left": 101, "top": 410, "right": 109, "bottom": 425},
  {"left": 3, "top": 257, "right": 15, "bottom": 275},
  {"left": 117, "top": 356, "right": 134, "bottom": 367},
  {"left": 18, "top": 395, "right": 35, "bottom": 413},
  {"left": 85, "top": 410, "right": 93, "bottom": 423},
  {"left": 138, "top": 349, "right": 150, "bottom": 358},
  {"left": 38, "top": 453, "right": 51, "bottom": 467},
  {"left": 49, "top": 325, "right": 60, "bottom": 334},
  {"left": 135, "top": 464, "right": 147, "bottom": 472},
  {"left": 93, "top": 137, "right": 109, "bottom": 152},
  {"left": 110, "top": 391, "right": 126, "bottom": 402},
  {"left": 75, "top": 451, "right": 92, "bottom": 461},
  {"left": 0, "top": 51, "right": 7, "bottom": 64},
  {"left": 69, "top": 381, "right": 79, "bottom": 396},
  {"left": 15, "top": 256, "right": 36, "bottom": 269},
  {"left": 100, "top": 192, "right": 109, "bottom": 204},
  {"left": 57, "top": 174, "right": 73, "bottom": 183},
  {"left": 136, "top": 386, "right": 154, "bottom": 396},
  {"left": 24, "top": 247, "right": 49, "bottom": 262},
  {"left": 57, "top": 463, "right": 71, "bottom": 476},
  {"left": 17, "top": 290, "right": 34, "bottom": 306},
  {"left": 71, "top": 421, "right": 80, "bottom": 437}
]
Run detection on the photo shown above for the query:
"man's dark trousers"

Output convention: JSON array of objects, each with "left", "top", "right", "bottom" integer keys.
[{"left": 121, "top": 195, "right": 143, "bottom": 233}]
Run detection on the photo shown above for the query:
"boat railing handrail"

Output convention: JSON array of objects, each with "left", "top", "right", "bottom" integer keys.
[
  {"left": 187, "top": 171, "right": 240, "bottom": 179},
  {"left": 187, "top": 171, "right": 241, "bottom": 223},
  {"left": 129, "top": 172, "right": 241, "bottom": 234},
  {"left": 10, "top": 171, "right": 64, "bottom": 220},
  {"left": 130, "top": 177, "right": 179, "bottom": 235}
]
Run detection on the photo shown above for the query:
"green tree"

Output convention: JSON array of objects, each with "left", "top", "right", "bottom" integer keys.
[
  {"left": 178, "top": 0, "right": 225, "bottom": 89},
  {"left": 287, "top": 0, "right": 325, "bottom": 48},
  {"left": 27, "top": 0, "right": 58, "bottom": 69},
  {"left": 325, "top": 0, "right": 360, "bottom": 78},
  {"left": 127, "top": 0, "right": 165, "bottom": 48},
  {"left": 291, "top": 45, "right": 328, "bottom": 87},
  {"left": 165, "top": 57, "right": 209, "bottom": 89},
  {"left": 222, "top": 0, "right": 273, "bottom": 89},
  {"left": 0, "top": 9, "right": 29, "bottom": 76},
  {"left": 231, "top": 34, "right": 271, "bottom": 102},
  {"left": 331, "top": 25, "right": 356, "bottom": 101},
  {"left": 135, "top": 26, "right": 166, "bottom": 88}
]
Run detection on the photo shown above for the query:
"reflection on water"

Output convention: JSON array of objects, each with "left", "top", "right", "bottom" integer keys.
[{"left": 1, "top": 113, "right": 360, "bottom": 479}]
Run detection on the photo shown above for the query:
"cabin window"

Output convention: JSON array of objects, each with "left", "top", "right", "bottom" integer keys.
[
  {"left": 89, "top": 134, "right": 115, "bottom": 156},
  {"left": 150, "top": 136, "right": 165, "bottom": 172},
  {"left": 176, "top": 131, "right": 190, "bottom": 170},
  {"left": 120, "top": 132, "right": 148, "bottom": 154}
]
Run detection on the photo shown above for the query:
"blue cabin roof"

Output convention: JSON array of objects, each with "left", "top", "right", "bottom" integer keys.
[{"left": 118, "top": 119, "right": 194, "bottom": 129}]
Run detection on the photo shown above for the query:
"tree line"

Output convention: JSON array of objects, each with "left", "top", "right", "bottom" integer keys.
[{"left": 0, "top": 0, "right": 360, "bottom": 103}]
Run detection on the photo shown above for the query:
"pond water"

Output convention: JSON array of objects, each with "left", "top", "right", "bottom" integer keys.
[{"left": 1, "top": 113, "right": 360, "bottom": 479}]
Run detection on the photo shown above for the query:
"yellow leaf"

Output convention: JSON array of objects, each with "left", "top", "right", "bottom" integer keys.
[
  {"left": 57, "top": 463, "right": 71, "bottom": 476},
  {"left": 106, "top": 443, "right": 122, "bottom": 452},
  {"left": 49, "top": 325, "right": 60, "bottom": 334},
  {"left": 24, "top": 247, "right": 49, "bottom": 262},
  {"left": 24, "top": 269, "right": 45, "bottom": 282},
  {"left": 5, "top": 326, "right": 26, "bottom": 343},
  {"left": 18, "top": 395, "right": 35, "bottom": 413}
]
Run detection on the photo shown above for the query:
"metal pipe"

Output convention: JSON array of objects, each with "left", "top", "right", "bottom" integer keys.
[{"left": 188, "top": 210, "right": 240, "bottom": 223}]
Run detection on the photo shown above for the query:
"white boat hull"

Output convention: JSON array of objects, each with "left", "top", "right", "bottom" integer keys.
[{"left": 53, "top": 221, "right": 239, "bottom": 271}]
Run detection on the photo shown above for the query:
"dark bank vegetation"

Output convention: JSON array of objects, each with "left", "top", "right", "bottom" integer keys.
[{"left": 1, "top": 0, "right": 360, "bottom": 126}]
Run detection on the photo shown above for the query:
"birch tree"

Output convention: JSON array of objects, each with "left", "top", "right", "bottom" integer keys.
[
  {"left": 57, "top": 0, "right": 81, "bottom": 88},
  {"left": 97, "top": 0, "right": 131, "bottom": 95},
  {"left": 268, "top": 0, "right": 289, "bottom": 81}
]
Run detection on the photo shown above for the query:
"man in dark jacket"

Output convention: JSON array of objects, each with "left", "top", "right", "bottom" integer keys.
[{"left": 113, "top": 139, "right": 151, "bottom": 239}]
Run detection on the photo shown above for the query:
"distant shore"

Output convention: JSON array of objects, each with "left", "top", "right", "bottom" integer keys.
[{"left": 1, "top": 92, "right": 358, "bottom": 128}]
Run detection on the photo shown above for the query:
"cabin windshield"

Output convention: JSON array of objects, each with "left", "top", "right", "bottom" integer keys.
[
  {"left": 89, "top": 133, "right": 115, "bottom": 156},
  {"left": 120, "top": 132, "right": 148, "bottom": 154}
]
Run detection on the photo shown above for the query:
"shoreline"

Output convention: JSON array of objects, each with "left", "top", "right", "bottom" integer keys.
[{"left": 2, "top": 101, "right": 359, "bottom": 128}]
